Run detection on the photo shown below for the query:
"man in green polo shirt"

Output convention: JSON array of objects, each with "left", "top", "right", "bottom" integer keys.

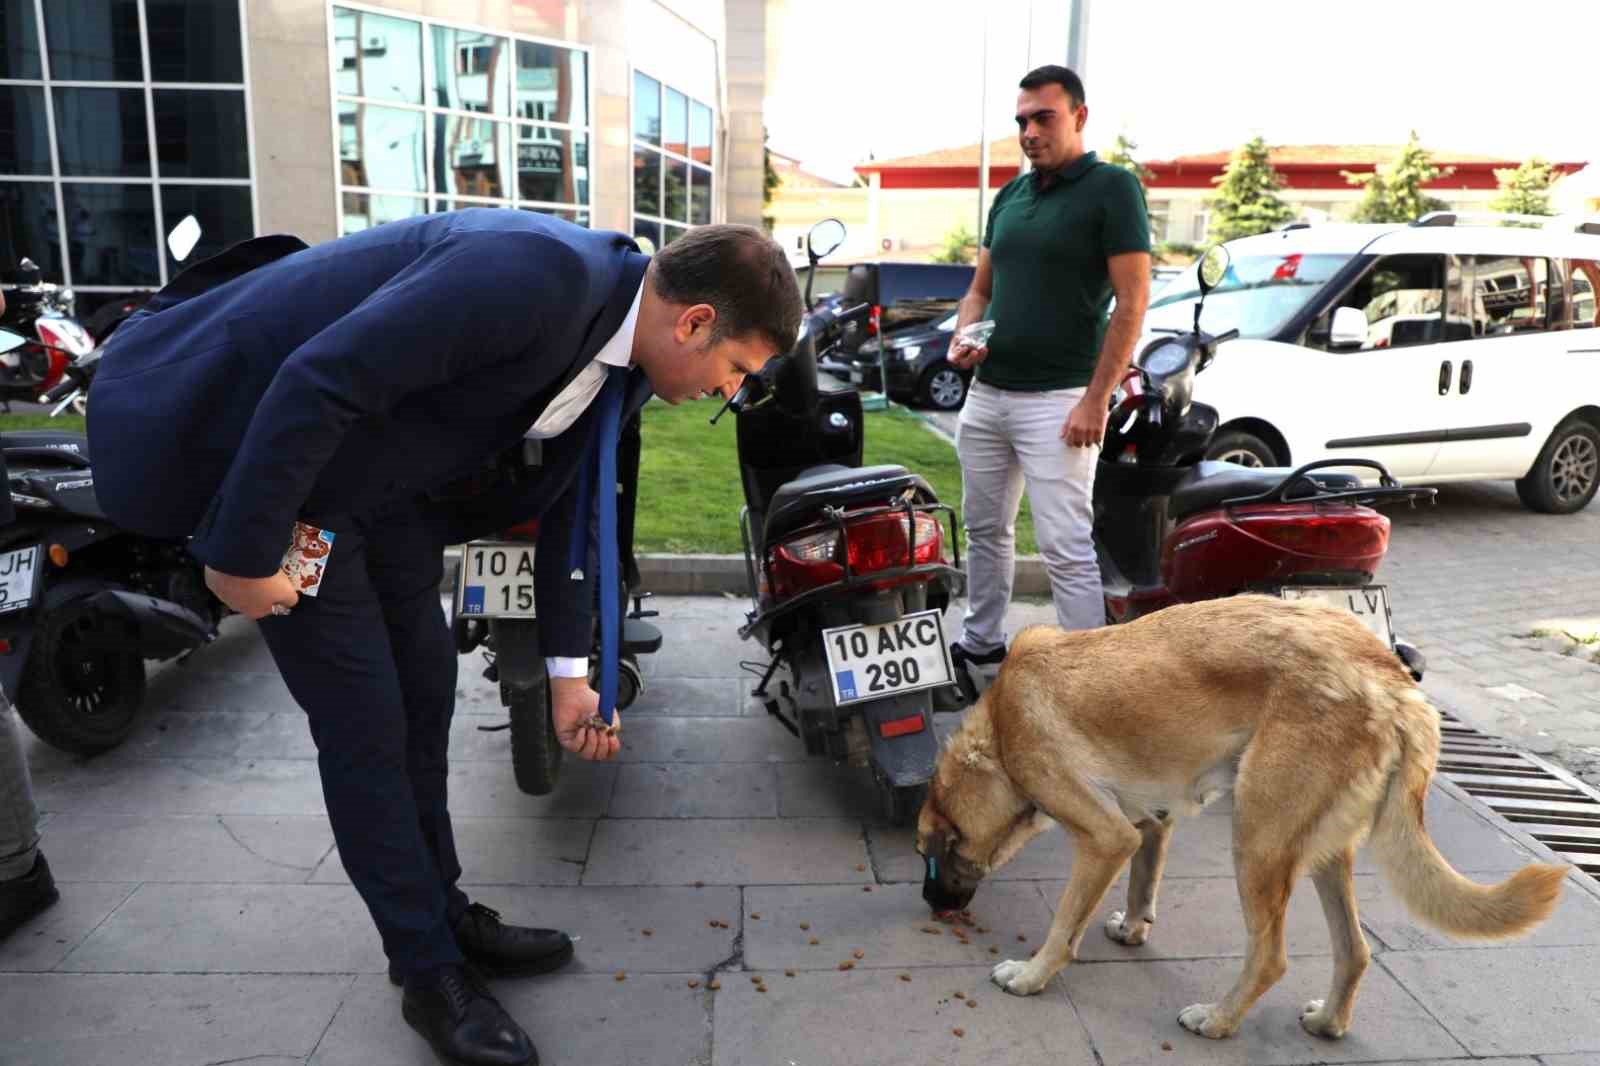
[{"left": 947, "top": 64, "right": 1151, "bottom": 668}]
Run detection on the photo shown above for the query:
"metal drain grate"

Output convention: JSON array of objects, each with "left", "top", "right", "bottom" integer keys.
[{"left": 1436, "top": 708, "right": 1600, "bottom": 880}]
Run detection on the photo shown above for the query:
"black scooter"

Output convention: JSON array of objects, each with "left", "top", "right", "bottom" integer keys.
[{"left": 721, "top": 219, "right": 965, "bottom": 825}]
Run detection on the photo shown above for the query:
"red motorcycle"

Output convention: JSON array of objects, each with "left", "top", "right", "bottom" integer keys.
[{"left": 1094, "top": 247, "right": 1434, "bottom": 677}]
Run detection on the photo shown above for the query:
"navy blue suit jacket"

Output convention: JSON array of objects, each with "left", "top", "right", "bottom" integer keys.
[{"left": 87, "top": 209, "right": 653, "bottom": 657}]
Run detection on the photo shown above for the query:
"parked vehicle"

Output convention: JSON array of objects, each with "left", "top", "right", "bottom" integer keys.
[
  {"left": 0, "top": 340, "right": 225, "bottom": 753},
  {"left": 816, "top": 260, "right": 974, "bottom": 377},
  {"left": 451, "top": 514, "right": 664, "bottom": 797},
  {"left": 0, "top": 258, "right": 94, "bottom": 409},
  {"left": 1143, "top": 212, "right": 1600, "bottom": 513},
  {"left": 1088, "top": 247, "right": 1434, "bottom": 683},
  {"left": 849, "top": 311, "right": 971, "bottom": 410},
  {"left": 727, "top": 219, "right": 965, "bottom": 826}
]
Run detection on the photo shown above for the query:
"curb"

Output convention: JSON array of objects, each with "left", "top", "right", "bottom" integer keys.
[{"left": 440, "top": 548, "right": 1054, "bottom": 598}]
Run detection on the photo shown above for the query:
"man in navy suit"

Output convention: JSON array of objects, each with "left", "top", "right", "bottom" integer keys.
[{"left": 87, "top": 212, "right": 800, "bottom": 1066}]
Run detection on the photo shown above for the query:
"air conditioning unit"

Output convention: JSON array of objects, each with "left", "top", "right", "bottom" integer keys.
[{"left": 362, "top": 34, "right": 387, "bottom": 54}]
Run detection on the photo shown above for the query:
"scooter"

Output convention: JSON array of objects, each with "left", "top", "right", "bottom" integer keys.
[
  {"left": 1094, "top": 246, "right": 1435, "bottom": 677},
  {"left": 0, "top": 257, "right": 94, "bottom": 410},
  {"left": 724, "top": 219, "right": 965, "bottom": 825},
  {"left": 0, "top": 218, "right": 224, "bottom": 755}
]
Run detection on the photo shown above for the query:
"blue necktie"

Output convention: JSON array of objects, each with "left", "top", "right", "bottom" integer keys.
[{"left": 568, "top": 367, "right": 626, "bottom": 725}]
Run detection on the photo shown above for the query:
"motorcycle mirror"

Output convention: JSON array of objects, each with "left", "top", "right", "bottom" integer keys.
[
  {"left": 0, "top": 329, "right": 27, "bottom": 355},
  {"left": 167, "top": 215, "right": 203, "bottom": 263},
  {"left": 1197, "top": 245, "right": 1230, "bottom": 295},
  {"left": 807, "top": 218, "right": 846, "bottom": 262}
]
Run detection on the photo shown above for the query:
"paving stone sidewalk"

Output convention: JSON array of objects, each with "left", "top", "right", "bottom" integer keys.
[{"left": 5, "top": 592, "right": 1600, "bottom": 1065}]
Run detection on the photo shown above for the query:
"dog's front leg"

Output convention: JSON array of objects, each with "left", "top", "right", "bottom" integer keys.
[{"left": 993, "top": 817, "right": 1141, "bottom": 997}]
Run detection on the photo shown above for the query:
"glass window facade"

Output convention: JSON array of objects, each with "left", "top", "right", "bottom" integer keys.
[
  {"left": 0, "top": 0, "right": 254, "bottom": 308},
  {"left": 333, "top": 7, "right": 591, "bottom": 234},
  {"left": 631, "top": 70, "right": 712, "bottom": 249}
]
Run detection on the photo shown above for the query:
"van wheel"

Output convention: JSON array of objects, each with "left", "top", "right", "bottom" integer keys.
[
  {"left": 1205, "top": 430, "right": 1276, "bottom": 468},
  {"left": 918, "top": 366, "right": 968, "bottom": 410},
  {"left": 1516, "top": 418, "right": 1600, "bottom": 514}
]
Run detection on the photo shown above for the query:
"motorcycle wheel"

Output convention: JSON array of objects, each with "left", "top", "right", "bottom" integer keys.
[
  {"left": 877, "top": 774, "right": 929, "bottom": 828},
  {"left": 616, "top": 655, "right": 643, "bottom": 711},
  {"left": 508, "top": 673, "right": 562, "bottom": 796},
  {"left": 16, "top": 599, "right": 146, "bottom": 755}
]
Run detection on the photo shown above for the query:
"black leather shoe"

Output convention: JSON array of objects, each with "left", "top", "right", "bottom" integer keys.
[
  {"left": 950, "top": 641, "right": 1007, "bottom": 668},
  {"left": 0, "top": 852, "right": 60, "bottom": 942},
  {"left": 402, "top": 963, "right": 537, "bottom": 1066},
  {"left": 390, "top": 904, "right": 575, "bottom": 985}
]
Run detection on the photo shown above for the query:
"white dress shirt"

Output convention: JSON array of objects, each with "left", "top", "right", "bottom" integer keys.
[{"left": 534, "top": 279, "right": 644, "bottom": 680}]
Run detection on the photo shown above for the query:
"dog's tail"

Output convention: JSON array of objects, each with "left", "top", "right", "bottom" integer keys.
[{"left": 1370, "top": 689, "right": 1565, "bottom": 940}]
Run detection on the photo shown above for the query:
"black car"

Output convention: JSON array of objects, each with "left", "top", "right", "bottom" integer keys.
[
  {"left": 847, "top": 311, "right": 971, "bottom": 410},
  {"left": 816, "top": 260, "right": 974, "bottom": 373}
]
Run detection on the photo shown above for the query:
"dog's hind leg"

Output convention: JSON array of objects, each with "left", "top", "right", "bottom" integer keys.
[
  {"left": 994, "top": 792, "right": 1142, "bottom": 996},
  {"left": 1177, "top": 825, "right": 1299, "bottom": 1030},
  {"left": 1106, "top": 813, "right": 1174, "bottom": 947},
  {"left": 1300, "top": 846, "right": 1369, "bottom": 1039}
]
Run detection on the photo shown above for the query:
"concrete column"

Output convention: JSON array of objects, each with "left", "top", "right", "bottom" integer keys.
[{"left": 722, "top": 0, "right": 766, "bottom": 227}]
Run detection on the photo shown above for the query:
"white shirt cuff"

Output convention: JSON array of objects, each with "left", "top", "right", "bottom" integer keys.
[{"left": 545, "top": 656, "right": 589, "bottom": 679}]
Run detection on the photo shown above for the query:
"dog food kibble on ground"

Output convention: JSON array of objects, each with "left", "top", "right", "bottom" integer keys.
[
  {"left": 687, "top": 979, "right": 700, "bottom": 989},
  {"left": 838, "top": 961, "right": 854, "bottom": 971},
  {"left": 641, "top": 928, "right": 653, "bottom": 936},
  {"left": 809, "top": 937, "right": 819, "bottom": 945},
  {"left": 899, "top": 973, "right": 912, "bottom": 982},
  {"left": 707, "top": 980, "right": 721, "bottom": 990},
  {"left": 855, "top": 864, "right": 865, "bottom": 872},
  {"left": 614, "top": 973, "right": 626, "bottom": 981},
  {"left": 952, "top": 1028, "right": 965, "bottom": 1038},
  {"left": 799, "top": 922, "right": 810, "bottom": 930},
  {"left": 785, "top": 969, "right": 796, "bottom": 977},
  {"left": 750, "top": 913, "right": 760, "bottom": 919},
  {"left": 852, "top": 949, "right": 864, "bottom": 959}
]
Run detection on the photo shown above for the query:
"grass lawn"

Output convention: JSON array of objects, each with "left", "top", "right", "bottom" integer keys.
[
  {"left": 1, "top": 412, "right": 85, "bottom": 434},
  {"left": 637, "top": 398, "right": 1037, "bottom": 554}
]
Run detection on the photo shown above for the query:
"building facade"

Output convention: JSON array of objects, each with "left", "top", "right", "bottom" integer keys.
[{"left": 0, "top": 0, "right": 766, "bottom": 316}]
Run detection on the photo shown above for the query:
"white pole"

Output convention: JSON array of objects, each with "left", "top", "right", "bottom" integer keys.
[
  {"left": 977, "top": 7, "right": 991, "bottom": 245},
  {"left": 1067, "top": 0, "right": 1090, "bottom": 82}
]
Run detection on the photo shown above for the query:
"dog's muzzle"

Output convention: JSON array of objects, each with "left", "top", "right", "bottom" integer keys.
[{"left": 921, "top": 853, "right": 979, "bottom": 915}]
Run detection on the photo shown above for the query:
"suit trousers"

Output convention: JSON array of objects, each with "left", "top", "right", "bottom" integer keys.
[
  {"left": 956, "top": 379, "right": 1104, "bottom": 650},
  {"left": 258, "top": 499, "right": 468, "bottom": 978}
]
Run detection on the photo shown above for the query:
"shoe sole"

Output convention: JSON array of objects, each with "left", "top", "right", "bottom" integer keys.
[
  {"left": 390, "top": 940, "right": 576, "bottom": 986},
  {"left": 401, "top": 999, "right": 537, "bottom": 1066},
  {"left": 0, "top": 886, "right": 61, "bottom": 942}
]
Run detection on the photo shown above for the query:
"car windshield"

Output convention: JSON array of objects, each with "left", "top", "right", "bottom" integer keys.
[{"left": 1146, "top": 253, "right": 1352, "bottom": 338}]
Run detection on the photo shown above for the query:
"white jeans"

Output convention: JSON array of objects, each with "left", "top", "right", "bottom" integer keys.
[
  {"left": 956, "top": 380, "right": 1103, "bottom": 650},
  {"left": 1, "top": 695, "right": 40, "bottom": 881}
]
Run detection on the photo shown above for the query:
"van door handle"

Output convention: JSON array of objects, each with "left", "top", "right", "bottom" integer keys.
[
  {"left": 1438, "top": 360, "right": 1453, "bottom": 396},
  {"left": 1459, "top": 359, "right": 1473, "bottom": 395}
]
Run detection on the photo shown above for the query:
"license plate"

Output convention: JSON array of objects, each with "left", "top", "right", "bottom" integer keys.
[
  {"left": 822, "top": 609, "right": 954, "bottom": 707},
  {"left": 1279, "top": 585, "right": 1394, "bottom": 648},
  {"left": 455, "top": 542, "right": 537, "bottom": 619},
  {"left": 0, "top": 544, "right": 40, "bottom": 616}
]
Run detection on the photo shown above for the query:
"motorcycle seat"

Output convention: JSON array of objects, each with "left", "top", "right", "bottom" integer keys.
[
  {"left": 762, "top": 463, "right": 928, "bottom": 546},
  {"left": 1170, "top": 461, "right": 1362, "bottom": 522}
]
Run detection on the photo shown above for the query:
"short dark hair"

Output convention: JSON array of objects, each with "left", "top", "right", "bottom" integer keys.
[
  {"left": 1019, "top": 64, "right": 1085, "bottom": 108},
  {"left": 649, "top": 224, "right": 801, "bottom": 355}
]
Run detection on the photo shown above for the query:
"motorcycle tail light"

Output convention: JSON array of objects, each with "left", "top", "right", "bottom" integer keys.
[
  {"left": 867, "top": 305, "right": 881, "bottom": 336},
  {"left": 767, "top": 511, "right": 943, "bottom": 599},
  {"left": 501, "top": 518, "right": 541, "bottom": 541},
  {"left": 1235, "top": 505, "right": 1390, "bottom": 560}
]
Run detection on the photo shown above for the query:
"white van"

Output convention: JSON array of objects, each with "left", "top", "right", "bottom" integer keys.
[{"left": 1144, "top": 214, "right": 1600, "bottom": 513}]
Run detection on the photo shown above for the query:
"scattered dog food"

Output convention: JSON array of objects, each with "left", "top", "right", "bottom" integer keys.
[
  {"left": 785, "top": 969, "right": 796, "bottom": 978},
  {"left": 799, "top": 922, "right": 811, "bottom": 931},
  {"left": 641, "top": 928, "right": 654, "bottom": 936},
  {"left": 1161, "top": 1041, "right": 1173, "bottom": 1052},
  {"left": 899, "top": 973, "right": 912, "bottom": 982},
  {"left": 953, "top": 991, "right": 966, "bottom": 1000},
  {"left": 855, "top": 864, "right": 866, "bottom": 872},
  {"left": 966, "top": 999, "right": 977, "bottom": 1009},
  {"left": 852, "top": 949, "right": 865, "bottom": 960},
  {"left": 687, "top": 979, "right": 700, "bottom": 989},
  {"left": 862, "top": 885, "right": 873, "bottom": 893},
  {"left": 809, "top": 937, "right": 820, "bottom": 945},
  {"left": 988, "top": 947, "right": 999, "bottom": 955},
  {"left": 838, "top": 961, "right": 854, "bottom": 971},
  {"left": 614, "top": 973, "right": 626, "bottom": 982},
  {"left": 1016, "top": 934, "right": 1027, "bottom": 942},
  {"left": 707, "top": 980, "right": 721, "bottom": 990},
  {"left": 952, "top": 1028, "right": 965, "bottom": 1038},
  {"left": 920, "top": 926, "right": 943, "bottom": 936},
  {"left": 750, "top": 913, "right": 761, "bottom": 920}
]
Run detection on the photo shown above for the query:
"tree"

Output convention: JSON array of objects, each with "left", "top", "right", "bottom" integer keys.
[
  {"left": 1105, "top": 133, "right": 1154, "bottom": 188},
  {"left": 932, "top": 223, "right": 977, "bottom": 265},
  {"left": 1489, "top": 157, "right": 1557, "bottom": 218},
  {"left": 1345, "top": 131, "right": 1453, "bottom": 223},
  {"left": 1206, "top": 136, "right": 1295, "bottom": 243},
  {"left": 761, "top": 127, "right": 780, "bottom": 232}
]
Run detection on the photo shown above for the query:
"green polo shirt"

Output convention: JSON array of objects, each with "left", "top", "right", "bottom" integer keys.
[{"left": 978, "top": 151, "right": 1150, "bottom": 391}]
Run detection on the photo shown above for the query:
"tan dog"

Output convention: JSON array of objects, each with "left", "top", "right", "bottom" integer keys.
[{"left": 917, "top": 595, "right": 1565, "bottom": 1041}]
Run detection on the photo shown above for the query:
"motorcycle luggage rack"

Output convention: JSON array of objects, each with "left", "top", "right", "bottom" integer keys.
[
  {"left": 738, "top": 492, "right": 965, "bottom": 640},
  {"left": 1219, "top": 458, "right": 1437, "bottom": 511}
]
